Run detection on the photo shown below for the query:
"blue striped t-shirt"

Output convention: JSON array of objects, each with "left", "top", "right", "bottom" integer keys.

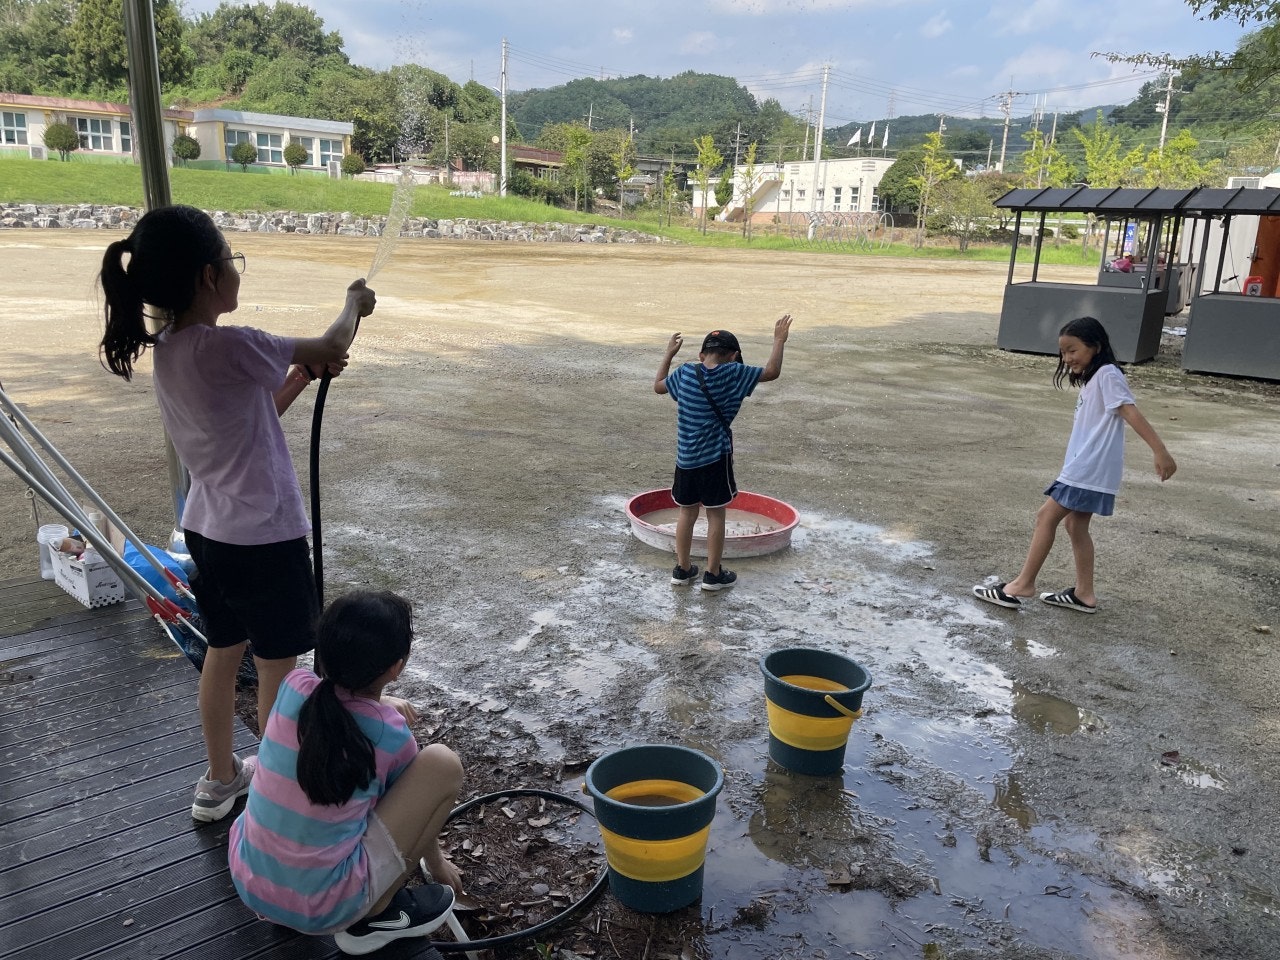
[{"left": 665, "top": 362, "right": 764, "bottom": 469}]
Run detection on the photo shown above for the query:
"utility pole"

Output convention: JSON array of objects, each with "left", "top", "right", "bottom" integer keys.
[
  {"left": 443, "top": 114, "right": 450, "bottom": 185},
  {"left": 802, "top": 96, "right": 813, "bottom": 161},
  {"left": 585, "top": 103, "right": 593, "bottom": 131},
  {"left": 732, "top": 121, "right": 745, "bottom": 168},
  {"left": 936, "top": 114, "right": 947, "bottom": 136},
  {"left": 997, "top": 86, "right": 1025, "bottom": 173},
  {"left": 498, "top": 37, "right": 508, "bottom": 196},
  {"left": 986, "top": 138, "right": 993, "bottom": 171},
  {"left": 1157, "top": 71, "right": 1180, "bottom": 154},
  {"left": 810, "top": 65, "right": 829, "bottom": 214}
]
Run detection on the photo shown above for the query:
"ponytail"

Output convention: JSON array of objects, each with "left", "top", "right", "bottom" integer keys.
[
  {"left": 96, "top": 205, "right": 226, "bottom": 381},
  {"left": 297, "top": 678, "right": 378, "bottom": 806},
  {"left": 99, "top": 237, "right": 154, "bottom": 381},
  {"left": 294, "top": 590, "right": 415, "bottom": 807}
]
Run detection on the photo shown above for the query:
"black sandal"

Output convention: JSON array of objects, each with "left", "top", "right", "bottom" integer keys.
[
  {"left": 972, "top": 582, "right": 1021, "bottom": 608},
  {"left": 1039, "top": 587, "right": 1097, "bottom": 614}
]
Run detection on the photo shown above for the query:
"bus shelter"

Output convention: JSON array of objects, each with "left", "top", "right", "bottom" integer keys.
[
  {"left": 1179, "top": 186, "right": 1280, "bottom": 381},
  {"left": 993, "top": 186, "right": 1199, "bottom": 363}
]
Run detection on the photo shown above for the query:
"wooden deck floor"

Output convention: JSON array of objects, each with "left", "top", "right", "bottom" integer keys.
[{"left": 0, "top": 576, "right": 445, "bottom": 960}]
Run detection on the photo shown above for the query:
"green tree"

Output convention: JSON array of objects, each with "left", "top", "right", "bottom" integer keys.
[
  {"left": 612, "top": 134, "right": 636, "bottom": 209},
  {"left": 231, "top": 139, "right": 257, "bottom": 171},
  {"left": 907, "top": 132, "right": 957, "bottom": 248},
  {"left": 340, "top": 152, "right": 365, "bottom": 177},
  {"left": 693, "top": 134, "right": 723, "bottom": 234},
  {"left": 68, "top": 0, "right": 191, "bottom": 92},
  {"left": 714, "top": 172, "right": 733, "bottom": 207},
  {"left": 740, "top": 142, "right": 759, "bottom": 240},
  {"left": 42, "top": 120, "right": 78, "bottom": 160},
  {"left": 878, "top": 145, "right": 926, "bottom": 212},
  {"left": 1185, "top": 2, "right": 1280, "bottom": 87},
  {"left": 172, "top": 133, "right": 201, "bottom": 166},
  {"left": 930, "top": 173, "right": 1004, "bottom": 252},
  {"left": 1019, "top": 129, "right": 1075, "bottom": 188},
  {"left": 219, "top": 49, "right": 255, "bottom": 95},
  {"left": 186, "top": 1, "right": 345, "bottom": 64},
  {"left": 1141, "top": 129, "right": 1219, "bottom": 186},
  {"left": 1072, "top": 111, "right": 1144, "bottom": 186},
  {"left": 283, "top": 141, "right": 308, "bottom": 174}
]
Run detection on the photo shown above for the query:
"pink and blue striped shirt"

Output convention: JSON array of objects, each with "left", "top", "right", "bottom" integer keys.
[{"left": 229, "top": 669, "right": 418, "bottom": 934}]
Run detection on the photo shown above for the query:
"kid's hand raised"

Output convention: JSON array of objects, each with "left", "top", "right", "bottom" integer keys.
[
  {"left": 666, "top": 332, "right": 683, "bottom": 356},
  {"left": 346, "top": 278, "right": 377, "bottom": 318},
  {"left": 773, "top": 314, "right": 793, "bottom": 341}
]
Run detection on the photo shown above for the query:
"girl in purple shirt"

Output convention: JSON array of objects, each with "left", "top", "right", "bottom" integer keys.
[{"left": 98, "top": 205, "right": 376, "bottom": 822}]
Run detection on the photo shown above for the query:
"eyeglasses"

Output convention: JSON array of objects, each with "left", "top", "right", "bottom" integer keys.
[{"left": 218, "top": 252, "right": 246, "bottom": 274}]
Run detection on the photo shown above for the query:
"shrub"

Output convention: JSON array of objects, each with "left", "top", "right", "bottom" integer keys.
[
  {"left": 172, "top": 134, "right": 201, "bottom": 166},
  {"left": 340, "top": 153, "right": 365, "bottom": 177},
  {"left": 43, "top": 122, "right": 80, "bottom": 161},
  {"left": 231, "top": 140, "right": 257, "bottom": 171},
  {"left": 1059, "top": 224, "right": 1080, "bottom": 240},
  {"left": 283, "top": 142, "right": 308, "bottom": 174}
]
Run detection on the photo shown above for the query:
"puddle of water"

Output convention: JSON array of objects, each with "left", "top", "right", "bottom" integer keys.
[
  {"left": 512, "top": 607, "right": 575, "bottom": 652},
  {"left": 1162, "top": 755, "right": 1229, "bottom": 791},
  {"left": 1011, "top": 682, "right": 1106, "bottom": 735},
  {"left": 380, "top": 496, "right": 1249, "bottom": 957}
]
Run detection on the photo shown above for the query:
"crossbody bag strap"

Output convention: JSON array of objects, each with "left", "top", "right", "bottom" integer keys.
[{"left": 694, "top": 365, "right": 733, "bottom": 443}]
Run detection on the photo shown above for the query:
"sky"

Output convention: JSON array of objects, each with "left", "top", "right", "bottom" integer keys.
[{"left": 183, "top": 0, "right": 1253, "bottom": 127}]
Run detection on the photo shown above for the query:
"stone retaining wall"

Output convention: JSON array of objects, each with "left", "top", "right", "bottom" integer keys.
[{"left": 0, "top": 203, "right": 673, "bottom": 244}]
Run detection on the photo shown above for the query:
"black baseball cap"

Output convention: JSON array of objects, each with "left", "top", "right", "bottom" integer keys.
[{"left": 701, "top": 330, "right": 742, "bottom": 359}]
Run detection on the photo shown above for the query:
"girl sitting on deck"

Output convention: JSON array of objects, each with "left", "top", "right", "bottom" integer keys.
[{"left": 229, "top": 590, "right": 464, "bottom": 955}]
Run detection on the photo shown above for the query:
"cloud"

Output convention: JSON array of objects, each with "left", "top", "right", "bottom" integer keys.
[
  {"left": 680, "top": 31, "right": 724, "bottom": 55},
  {"left": 920, "top": 12, "right": 952, "bottom": 39},
  {"left": 706, "top": 0, "right": 899, "bottom": 13},
  {"left": 987, "top": 0, "right": 1072, "bottom": 37}
]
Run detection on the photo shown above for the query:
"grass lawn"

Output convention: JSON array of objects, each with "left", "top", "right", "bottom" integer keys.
[{"left": 0, "top": 157, "right": 1098, "bottom": 265}]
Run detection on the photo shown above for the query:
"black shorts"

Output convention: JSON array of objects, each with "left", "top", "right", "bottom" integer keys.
[
  {"left": 672, "top": 453, "right": 737, "bottom": 509},
  {"left": 185, "top": 529, "right": 319, "bottom": 660}
]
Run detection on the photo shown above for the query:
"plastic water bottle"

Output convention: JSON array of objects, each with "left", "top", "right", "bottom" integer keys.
[{"left": 37, "top": 523, "right": 69, "bottom": 580}]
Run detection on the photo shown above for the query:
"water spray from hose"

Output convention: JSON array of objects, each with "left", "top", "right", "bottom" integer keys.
[
  {"left": 311, "top": 163, "right": 419, "bottom": 604},
  {"left": 367, "top": 163, "right": 417, "bottom": 281}
]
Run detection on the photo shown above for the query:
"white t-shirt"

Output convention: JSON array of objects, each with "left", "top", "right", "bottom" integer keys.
[{"left": 1056, "top": 364, "right": 1135, "bottom": 495}]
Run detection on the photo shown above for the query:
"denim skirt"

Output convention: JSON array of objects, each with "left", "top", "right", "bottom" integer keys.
[{"left": 1044, "top": 480, "right": 1115, "bottom": 517}]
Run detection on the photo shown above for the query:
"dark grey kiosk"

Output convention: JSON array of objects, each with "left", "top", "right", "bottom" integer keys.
[
  {"left": 993, "top": 187, "right": 1200, "bottom": 364},
  {"left": 1180, "top": 187, "right": 1280, "bottom": 381}
]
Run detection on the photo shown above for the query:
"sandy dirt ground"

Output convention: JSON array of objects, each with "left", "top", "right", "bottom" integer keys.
[{"left": 2, "top": 231, "right": 1279, "bottom": 960}]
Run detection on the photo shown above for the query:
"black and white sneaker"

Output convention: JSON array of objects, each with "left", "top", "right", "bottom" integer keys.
[
  {"left": 671, "top": 563, "right": 700, "bottom": 586},
  {"left": 701, "top": 568, "right": 737, "bottom": 591},
  {"left": 334, "top": 884, "right": 455, "bottom": 956}
]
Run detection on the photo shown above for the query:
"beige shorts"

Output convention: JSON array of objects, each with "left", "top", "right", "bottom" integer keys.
[{"left": 362, "top": 812, "right": 409, "bottom": 912}]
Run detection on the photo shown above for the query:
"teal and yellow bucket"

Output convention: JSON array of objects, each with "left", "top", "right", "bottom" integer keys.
[
  {"left": 584, "top": 744, "right": 724, "bottom": 913},
  {"left": 760, "top": 647, "right": 872, "bottom": 776}
]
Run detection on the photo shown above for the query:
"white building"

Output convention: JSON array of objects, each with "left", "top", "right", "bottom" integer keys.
[
  {"left": 187, "top": 107, "right": 351, "bottom": 174},
  {"left": 0, "top": 93, "right": 353, "bottom": 175},
  {"left": 1, "top": 92, "right": 178, "bottom": 162},
  {"left": 694, "top": 156, "right": 898, "bottom": 223}
]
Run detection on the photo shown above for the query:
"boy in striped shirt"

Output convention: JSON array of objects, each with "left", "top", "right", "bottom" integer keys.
[{"left": 654, "top": 316, "right": 793, "bottom": 591}]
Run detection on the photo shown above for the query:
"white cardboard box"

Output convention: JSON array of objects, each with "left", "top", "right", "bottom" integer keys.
[{"left": 51, "top": 550, "right": 126, "bottom": 608}]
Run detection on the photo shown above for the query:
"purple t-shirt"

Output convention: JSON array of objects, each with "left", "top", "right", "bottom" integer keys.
[{"left": 152, "top": 324, "right": 310, "bottom": 545}]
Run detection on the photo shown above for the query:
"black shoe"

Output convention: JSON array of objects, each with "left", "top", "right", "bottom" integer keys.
[
  {"left": 334, "top": 884, "right": 455, "bottom": 955},
  {"left": 671, "top": 563, "right": 700, "bottom": 585},
  {"left": 701, "top": 567, "right": 737, "bottom": 591}
]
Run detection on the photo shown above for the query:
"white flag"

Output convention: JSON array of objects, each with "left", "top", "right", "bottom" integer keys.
[
  {"left": 847, "top": 128, "right": 862, "bottom": 147},
  {"left": 882, "top": 125, "right": 889, "bottom": 150},
  {"left": 869, "top": 121, "right": 876, "bottom": 142}
]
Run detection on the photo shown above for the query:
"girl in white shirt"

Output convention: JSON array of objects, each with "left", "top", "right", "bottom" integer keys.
[{"left": 973, "top": 317, "right": 1176, "bottom": 614}]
